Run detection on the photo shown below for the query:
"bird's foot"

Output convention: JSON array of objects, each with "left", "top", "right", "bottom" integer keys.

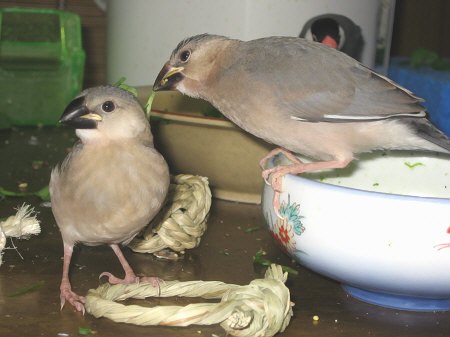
[
  {"left": 60, "top": 284, "right": 85, "bottom": 314},
  {"left": 267, "top": 159, "right": 351, "bottom": 219},
  {"left": 99, "top": 272, "right": 163, "bottom": 288},
  {"left": 259, "top": 148, "right": 302, "bottom": 170},
  {"left": 262, "top": 166, "right": 280, "bottom": 186},
  {"left": 260, "top": 148, "right": 303, "bottom": 185},
  {"left": 263, "top": 165, "right": 290, "bottom": 193},
  {"left": 99, "top": 271, "right": 139, "bottom": 285},
  {"left": 261, "top": 165, "right": 289, "bottom": 219}
]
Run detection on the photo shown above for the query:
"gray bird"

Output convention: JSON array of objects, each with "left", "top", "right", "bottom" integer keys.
[
  {"left": 153, "top": 34, "right": 450, "bottom": 213},
  {"left": 50, "top": 86, "right": 170, "bottom": 312}
]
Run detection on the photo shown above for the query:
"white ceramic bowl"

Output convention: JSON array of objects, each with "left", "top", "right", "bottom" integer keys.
[{"left": 262, "top": 151, "right": 450, "bottom": 311}]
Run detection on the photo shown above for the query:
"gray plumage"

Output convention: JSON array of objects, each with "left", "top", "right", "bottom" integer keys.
[
  {"left": 50, "top": 85, "right": 169, "bottom": 312},
  {"left": 153, "top": 34, "right": 450, "bottom": 216},
  {"left": 154, "top": 34, "right": 450, "bottom": 164}
]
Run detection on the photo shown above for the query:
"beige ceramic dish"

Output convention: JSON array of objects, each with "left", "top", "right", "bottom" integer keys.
[{"left": 137, "top": 87, "right": 274, "bottom": 204}]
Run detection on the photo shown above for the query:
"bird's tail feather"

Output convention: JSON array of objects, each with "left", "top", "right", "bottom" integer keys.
[{"left": 407, "top": 118, "right": 450, "bottom": 153}]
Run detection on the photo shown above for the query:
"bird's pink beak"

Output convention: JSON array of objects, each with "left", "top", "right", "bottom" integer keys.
[{"left": 153, "top": 63, "right": 185, "bottom": 91}]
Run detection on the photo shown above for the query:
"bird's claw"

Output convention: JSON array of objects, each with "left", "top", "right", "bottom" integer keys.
[
  {"left": 262, "top": 167, "right": 284, "bottom": 188},
  {"left": 99, "top": 271, "right": 140, "bottom": 285},
  {"left": 100, "top": 272, "right": 163, "bottom": 289},
  {"left": 272, "top": 190, "right": 284, "bottom": 220},
  {"left": 266, "top": 170, "right": 286, "bottom": 220},
  {"left": 262, "top": 169, "right": 272, "bottom": 186},
  {"left": 259, "top": 157, "right": 270, "bottom": 171},
  {"left": 60, "top": 288, "right": 86, "bottom": 314}
]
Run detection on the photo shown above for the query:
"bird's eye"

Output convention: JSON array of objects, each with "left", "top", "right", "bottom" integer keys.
[
  {"left": 101, "top": 101, "right": 115, "bottom": 113},
  {"left": 180, "top": 50, "right": 191, "bottom": 63}
]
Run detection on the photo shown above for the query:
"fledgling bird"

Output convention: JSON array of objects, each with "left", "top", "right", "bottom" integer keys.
[
  {"left": 153, "top": 34, "right": 450, "bottom": 213},
  {"left": 50, "top": 86, "right": 170, "bottom": 312}
]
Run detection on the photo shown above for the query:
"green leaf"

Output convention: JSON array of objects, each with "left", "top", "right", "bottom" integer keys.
[
  {"left": 78, "top": 327, "right": 95, "bottom": 335},
  {"left": 144, "top": 91, "right": 156, "bottom": 119},
  {"left": 0, "top": 185, "right": 50, "bottom": 201},
  {"left": 404, "top": 161, "right": 424, "bottom": 169},
  {"left": 35, "top": 185, "right": 50, "bottom": 201},
  {"left": 431, "top": 58, "right": 450, "bottom": 71},
  {"left": 0, "top": 186, "right": 26, "bottom": 197},
  {"left": 243, "top": 225, "right": 262, "bottom": 233},
  {"left": 409, "top": 48, "right": 450, "bottom": 71},
  {"left": 113, "top": 77, "right": 138, "bottom": 97},
  {"left": 113, "top": 76, "right": 126, "bottom": 87},
  {"left": 253, "top": 249, "right": 271, "bottom": 266},
  {"left": 409, "top": 48, "right": 439, "bottom": 68},
  {"left": 253, "top": 249, "right": 298, "bottom": 275},
  {"left": 7, "top": 280, "right": 45, "bottom": 297}
]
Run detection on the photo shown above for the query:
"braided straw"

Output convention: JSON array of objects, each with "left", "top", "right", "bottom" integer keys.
[
  {"left": 85, "top": 264, "right": 293, "bottom": 337},
  {"left": 128, "top": 174, "right": 211, "bottom": 256}
]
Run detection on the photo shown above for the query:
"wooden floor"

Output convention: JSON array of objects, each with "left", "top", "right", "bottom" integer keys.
[{"left": 1, "top": 127, "right": 449, "bottom": 337}]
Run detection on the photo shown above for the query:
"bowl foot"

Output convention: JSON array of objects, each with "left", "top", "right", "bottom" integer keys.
[{"left": 343, "top": 285, "right": 450, "bottom": 312}]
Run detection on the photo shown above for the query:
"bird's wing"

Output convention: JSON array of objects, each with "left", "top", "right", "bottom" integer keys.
[{"left": 248, "top": 38, "right": 426, "bottom": 123}]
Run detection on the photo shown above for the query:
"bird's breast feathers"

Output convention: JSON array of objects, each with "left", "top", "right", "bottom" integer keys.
[{"left": 50, "top": 142, "right": 169, "bottom": 245}]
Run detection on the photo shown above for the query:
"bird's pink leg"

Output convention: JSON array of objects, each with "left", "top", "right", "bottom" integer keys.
[
  {"left": 260, "top": 147, "right": 303, "bottom": 169},
  {"left": 100, "top": 244, "right": 161, "bottom": 287},
  {"left": 269, "top": 159, "right": 351, "bottom": 219},
  {"left": 260, "top": 147, "right": 303, "bottom": 184},
  {"left": 60, "top": 243, "right": 86, "bottom": 313}
]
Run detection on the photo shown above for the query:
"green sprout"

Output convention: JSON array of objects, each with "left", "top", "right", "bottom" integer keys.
[
  {"left": 78, "top": 327, "right": 96, "bottom": 335},
  {"left": 404, "top": 161, "right": 424, "bottom": 169},
  {"left": 0, "top": 185, "right": 50, "bottom": 201},
  {"left": 409, "top": 48, "right": 450, "bottom": 71},
  {"left": 144, "top": 90, "right": 156, "bottom": 120},
  {"left": 253, "top": 249, "right": 298, "bottom": 275},
  {"left": 7, "top": 280, "right": 45, "bottom": 297},
  {"left": 113, "top": 77, "right": 138, "bottom": 97}
]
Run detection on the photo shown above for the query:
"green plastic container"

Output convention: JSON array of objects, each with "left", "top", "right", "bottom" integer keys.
[{"left": 0, "top": 7, "right": 85, "bottom": 127}]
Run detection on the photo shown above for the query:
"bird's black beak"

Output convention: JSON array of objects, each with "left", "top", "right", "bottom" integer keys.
[
  {"left": 153, "top": 63, "right": 185, "bottom": 91},
  {"left": 59, "top": 95, "right": 102, "bottom": 129}
]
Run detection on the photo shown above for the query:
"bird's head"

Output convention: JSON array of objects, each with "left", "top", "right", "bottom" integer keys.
[
  {"left": 59, "top": 86, "right": 151, "bottom": 144},
  {"left": 153, "top": 34, "right": 234, "bottom": 98}
]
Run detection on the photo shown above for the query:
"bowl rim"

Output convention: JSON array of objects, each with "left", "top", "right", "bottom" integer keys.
[
  {"left": 282, "top": 172, "right": 450, "bottom": 203},
  {"left": 270, "top": 152, "right": 450, "bottom": 203},
  {"left": 150, "top": 109, "right": 234, "bottom": 128}
]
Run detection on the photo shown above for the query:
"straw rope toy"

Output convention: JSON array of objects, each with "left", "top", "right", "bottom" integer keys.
[
  {"left": 128, "top": 174, "right": 211, "bottom": 259},
  {"left": 86, "top": 264, "right": 294, "bottom": 337}
]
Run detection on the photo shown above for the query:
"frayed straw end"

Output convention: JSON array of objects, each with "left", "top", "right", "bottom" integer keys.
[
  {"left": 1, "top": 203, "right": 41, "bottom": 239},
  {"left": 0, "top": 203, "right": 41, "bottom": 267}
]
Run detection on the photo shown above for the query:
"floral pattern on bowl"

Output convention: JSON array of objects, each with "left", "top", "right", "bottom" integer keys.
[{"left": 262, "top": 151, "right": 450, "bottom": 311}]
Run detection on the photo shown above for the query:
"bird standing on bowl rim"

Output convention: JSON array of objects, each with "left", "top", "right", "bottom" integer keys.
[
  {"left": 50, "top": 85, "right": 170, "bottom": 312},
  {"left": 153, "top": 34, "right": 450, "bottom": 217}
]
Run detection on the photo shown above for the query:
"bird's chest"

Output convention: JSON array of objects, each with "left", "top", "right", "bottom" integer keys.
[
  {"left": 60, "top": 145, "right": 161, "bottom": 223},
  {"left": 54, "top": 144, "right": 168, "bottom": 245}
]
